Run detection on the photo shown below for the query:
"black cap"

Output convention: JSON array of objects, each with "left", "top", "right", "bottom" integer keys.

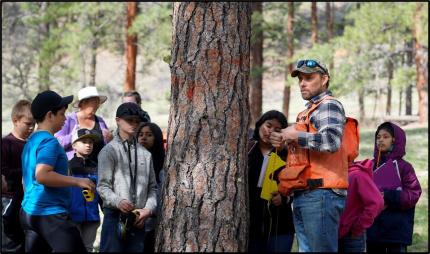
[
  {"left": 72, "top": 128, "right": 99, "bottom": 144},
  {"left": 31, "top": 90, "right": 73, "bottom": 120},
  {"left": 116, "top": 102, "right": 150, "bottom": 123}
]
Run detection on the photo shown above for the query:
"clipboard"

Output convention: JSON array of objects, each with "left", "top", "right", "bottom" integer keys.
[
  {"left": 373, "top": 159, "right": 402, "bottom": 191},
  {"left": 260, "top": 151, "right": 286, "bottom": 201}
]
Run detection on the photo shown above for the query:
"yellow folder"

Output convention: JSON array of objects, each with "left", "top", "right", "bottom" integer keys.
[{"left": 260, "top": 151, "right": 286, "bottom": 201}]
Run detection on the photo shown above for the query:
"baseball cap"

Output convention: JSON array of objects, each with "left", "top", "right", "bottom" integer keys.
[
  {"left": 71, "top": 128, "right": 99, "bottom": 144},
  {"left": 116, "top": 102, "right": 150, "bottom": 123},
  {"left": 291, "top": 59, "right": 330, "bottom": 78},
  {"left": 31, "top": 90, "right": 73, "bottom": 120},
  {"left": 72, "top": 128, "right": 99, "bottom": 144}
]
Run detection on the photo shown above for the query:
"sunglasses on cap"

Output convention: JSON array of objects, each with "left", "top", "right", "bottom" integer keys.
[{"left": 297, "top": 60, "right": 328, "bottom": 75}]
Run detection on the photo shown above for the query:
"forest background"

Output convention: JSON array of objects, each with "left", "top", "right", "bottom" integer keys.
[{"left": 1, "top": 2, "right": 428, "bottom": 252}]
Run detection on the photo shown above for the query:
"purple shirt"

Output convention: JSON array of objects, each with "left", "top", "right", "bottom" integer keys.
[{"left": 54, "top": 111, "right": 110, "bottom": 160}]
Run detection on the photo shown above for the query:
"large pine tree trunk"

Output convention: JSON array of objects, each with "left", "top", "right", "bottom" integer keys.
[
  {"left": 283, "top": 2, "right": 294, "bottom": 120},
  {"left": 249, "top": 2, "right": 263, "bottom": 127},
  {"left": 311, "top": 2, "right": 318, "bottom": 44},
  {"left": 124, "top": 2, "right": 138, "bottom": 92},
  {"left": 155, "top": 3, "right": 251, "bottom": 252},
  {"left": 413, "top": 3, "right": 428, "bottom": 124}
]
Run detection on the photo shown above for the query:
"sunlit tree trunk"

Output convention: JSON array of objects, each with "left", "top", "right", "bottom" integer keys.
[
  {"left": 412, "top": 2, "right": 428, "bottom": 124},
  {"left": 283, "top": 2, "right": 294, "bottom": 120},
  {"left": 124, "top": 2, "right": 138, "bottom": 92},
  {"left": 386, "top": 59, "right": 393, "bottom": 115},
  {"left": 155, "top": 2, "right": 251, "bottom": 252},
  {"left": 311, "top": 2, "right": 318, "bottom": 44},
  {"left": 249, "top": 2, "right": 263, "bottom": 127}
]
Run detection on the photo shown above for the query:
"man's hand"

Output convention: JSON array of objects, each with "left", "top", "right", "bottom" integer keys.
[
  {"left": 118, "top": 199, "right": 135, "bottom": 214},
  {"left": 270, "top": 125, "right": 299, "bottom": 148},
  {"left": 271, "top": 191, "right": 282, "bottom": 206},
  {"left": 134, "top": 208, "right": 152, "bottom": 229},
  {"left": 76, "top": 178, "right": 96, "bottom": 192}
]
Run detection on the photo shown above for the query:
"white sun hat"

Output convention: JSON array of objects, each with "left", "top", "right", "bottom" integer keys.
[{"left": 73, "top": 86, "right": 108, "bottom": 108}]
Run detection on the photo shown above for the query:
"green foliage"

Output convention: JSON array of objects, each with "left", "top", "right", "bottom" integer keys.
[
  {"left": 392, "top": 66, "right": 416, "bottom": 90},
  {"left": 130, "top": 2, "right": 172, "bottom": 68}
]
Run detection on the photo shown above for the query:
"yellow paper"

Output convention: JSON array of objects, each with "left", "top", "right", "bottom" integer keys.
[{"left": 260, "top": 151, "right": 286, "bottom": 201}]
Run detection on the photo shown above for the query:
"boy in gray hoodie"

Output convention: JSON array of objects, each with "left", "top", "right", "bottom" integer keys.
[{"left": 97, "top": 102, "right": 157, "bottom": 252}]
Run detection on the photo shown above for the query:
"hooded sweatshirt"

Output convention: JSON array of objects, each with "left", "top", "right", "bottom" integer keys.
[
  {"left": 338, "top": 159, "right": 384, "bottom": 238},
  {"left": 97, "top": 130, "right": 157, "bottom": 214},
  {"left": 367, "top": 122, "right": 422, "bottom": 245}
]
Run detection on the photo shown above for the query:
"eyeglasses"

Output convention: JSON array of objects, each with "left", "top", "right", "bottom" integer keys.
[{"left": 297, "top": 60, "right": 328, "bottom": 75}]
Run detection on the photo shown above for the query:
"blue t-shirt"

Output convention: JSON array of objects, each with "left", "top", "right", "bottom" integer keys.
[{"left": 21, "top": 130, "right": 71, "bottom": 215}]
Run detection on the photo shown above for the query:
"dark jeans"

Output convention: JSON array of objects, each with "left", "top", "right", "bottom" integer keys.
[
  {"left": 249, "top": 233, "right": 294, "bottom": 253},
  {"left": 338, "top": 232, "right": 366, "bottom": 252},
  {"left": 367, "top": 242, "right": 407, "bottom": 253},
  {"left": 19, "top": 209, "right": 86, "bottom": 252},
  {"left": 2, "top": 197, "right": 24, "bottom": 252},
  {"left": 100, "top": 208, "right": 146, "bottom": 252}
]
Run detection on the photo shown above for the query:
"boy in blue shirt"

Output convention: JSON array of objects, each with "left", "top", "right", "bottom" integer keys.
[{"left": 20, "top": 90, "right": 95, "bottom": 252}]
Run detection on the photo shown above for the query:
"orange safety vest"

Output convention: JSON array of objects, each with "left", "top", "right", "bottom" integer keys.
[{"left": 278, "top": 95, "right": 359, "bottom": 196}]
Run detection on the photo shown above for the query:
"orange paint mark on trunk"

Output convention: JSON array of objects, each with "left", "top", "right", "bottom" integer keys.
[{"left": 187, "top": 85, "right": 195, "bottom": 100}]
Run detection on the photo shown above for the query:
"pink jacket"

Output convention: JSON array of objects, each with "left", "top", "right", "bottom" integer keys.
[{"left": 339, "top": 159, "right": 384, "bottom": 238}]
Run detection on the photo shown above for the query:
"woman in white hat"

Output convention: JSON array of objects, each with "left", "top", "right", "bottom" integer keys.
[{"left": 55, "top": 86, "right": 113, "bottom": 161}]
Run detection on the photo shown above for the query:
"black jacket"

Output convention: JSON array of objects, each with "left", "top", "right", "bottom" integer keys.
[{"left": 248, "top": 142, "right": 295, "bottom": 241}]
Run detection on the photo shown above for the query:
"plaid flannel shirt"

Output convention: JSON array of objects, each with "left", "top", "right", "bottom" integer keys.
[{"left": 297, "top": 91, "right": 346, "bottom": 152}]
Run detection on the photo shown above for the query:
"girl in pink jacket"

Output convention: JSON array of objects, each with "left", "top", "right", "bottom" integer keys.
[{"left": 338, "top": 159, "right": 384, "bottom": 252}]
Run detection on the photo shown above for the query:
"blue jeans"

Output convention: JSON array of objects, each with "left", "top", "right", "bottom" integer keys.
[
  {"left": 339, "top": 232, "right": 366, "bottom": 252},
  {"left": 292, "top": 189, "right": 346, "bottom": 252},
  {"left": 249, "top": 234, "right": 294, "bottom": 253},
  {"left": 100, "top": 208, "right": 145, "bottom": 252}
]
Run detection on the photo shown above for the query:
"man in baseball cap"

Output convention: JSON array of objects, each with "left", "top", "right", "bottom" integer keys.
[{"left": 269, "top": 58, "right": 347, "bottom": 252}]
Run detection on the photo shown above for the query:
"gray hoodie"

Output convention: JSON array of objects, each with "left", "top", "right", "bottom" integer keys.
[{"left": 97, "top": 130, "right": 157, "bottom": 213}]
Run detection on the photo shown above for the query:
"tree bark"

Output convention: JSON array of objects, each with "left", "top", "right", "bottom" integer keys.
[
  {"left": 311, "top": 2, "right": 318, "bottom": 44},
  {"left": 283, "top": 2, "right": 294, "bottom": 120},
  {"left": 155, "top": 3, "right": 251, "bottom": 252},
  {"left": 412, "top": 3, "right": 428, "bottom": 124},
  {"left": 124, "top": 2, "right": 138, "bottom": 92},
  {"left": 249, "top": 2, "right": 263, "bottom": 127}
]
